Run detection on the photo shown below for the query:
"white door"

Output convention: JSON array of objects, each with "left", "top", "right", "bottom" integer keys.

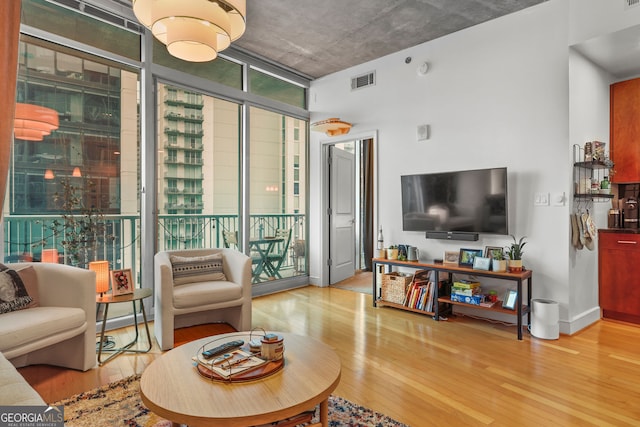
[{"left": 329, "top": 146, "right": 356, "bottom": 284}]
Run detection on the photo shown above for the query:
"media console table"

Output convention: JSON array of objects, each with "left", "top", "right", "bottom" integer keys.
[{"left": 372, "top": 258, "right": 533, "bottom": 340}]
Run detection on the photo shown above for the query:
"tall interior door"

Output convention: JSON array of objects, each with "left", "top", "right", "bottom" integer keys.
[{"left": 329, "top": 145, "right": 356, "bottom": 284}]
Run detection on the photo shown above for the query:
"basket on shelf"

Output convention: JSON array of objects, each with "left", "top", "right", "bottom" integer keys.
[{"left": 381, "top": 272, "right": 412, "bottom": 304}]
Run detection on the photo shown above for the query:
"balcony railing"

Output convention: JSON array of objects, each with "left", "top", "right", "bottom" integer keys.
[{"left": 2, "top": 213, "right": 307, "bottom": 283}]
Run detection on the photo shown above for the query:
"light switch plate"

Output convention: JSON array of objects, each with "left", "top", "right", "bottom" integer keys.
[{"left": 534, "top": 192, "right": 549, "bottom": 206}]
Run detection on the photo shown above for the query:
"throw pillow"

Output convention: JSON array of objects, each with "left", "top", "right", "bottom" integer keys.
[
  {"left": 14, "top": 265, "right": 39, "bottom": 309},
  {"left": 0, "top": 263, "right": 34, "bottom": 314},
  {"left": 170, "top": 253, "right": 227, "bottom": 285}
]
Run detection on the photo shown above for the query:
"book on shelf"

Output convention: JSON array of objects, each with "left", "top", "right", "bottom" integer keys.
[
  {"left": 451, "top": 287, "right": 481, "bottom": 296},
  {"left": 452, "top": 280, "right": 481, "bottom": 289},
  {"left": 402, "top": 269, "right": 433, "bottom": 306},
  {"left": 192, "top": 349, "right": 267, "bottom": 379}
]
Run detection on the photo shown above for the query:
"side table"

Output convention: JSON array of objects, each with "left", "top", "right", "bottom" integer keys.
[{"left": 96, "top": 287, "right": 152, "bottom": 365}]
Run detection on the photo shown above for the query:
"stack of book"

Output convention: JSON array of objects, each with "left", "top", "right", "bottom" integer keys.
[
  {"left": 403, "top": 270, "right": 436, "bottom": 312},
  {"left": 450, "top": 280, "right": 484, "bottom": 305}
]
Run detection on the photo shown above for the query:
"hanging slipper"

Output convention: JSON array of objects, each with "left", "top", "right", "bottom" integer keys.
[
  {"left": 584, "top": 213, "right": 597, "bottom": 251},
  {"left": 582, "top": 212, "right": 595, "bottom": 251},
  {"left": 571, "top": 213, "right": 579, "bottom": 248},
  {"left": 575, "top": 213, "right": 584, "bottom": 250}
]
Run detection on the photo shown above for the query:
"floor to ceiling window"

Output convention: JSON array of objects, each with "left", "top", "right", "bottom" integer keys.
[
  {"left": 4, "top": 36, "right": 142, "bottom": 320},
  {"left": 249, "top": 106, "right": 307, "bottom": 285},
  {"left": 155, "top": 83, "right": 240, "bottom": 252},
  {"left": 7, "top": 0, "right": 311, "bottom": 328}
]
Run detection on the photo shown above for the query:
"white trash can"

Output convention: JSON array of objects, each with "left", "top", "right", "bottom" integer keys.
[{"left": 530, "top": 299, "right": 559, "bottom": 340}]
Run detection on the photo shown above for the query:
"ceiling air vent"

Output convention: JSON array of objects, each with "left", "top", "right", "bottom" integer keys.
[
  {"left": 626, "top": 0, "right": 640, "bottom": 9},
  {"left": 351, "top": 71, "right": 376, "bottom": 91}
]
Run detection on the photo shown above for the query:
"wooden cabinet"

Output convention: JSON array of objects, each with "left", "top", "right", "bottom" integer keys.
[
  {"left": 610, "top": 78, "right": 640, "bottom": 183},
  {"left": 598, "top": 231, "right": 640, "bottom": 324},
  {"left": 372, "top": 258, "right": 533, "bottom": 340}
]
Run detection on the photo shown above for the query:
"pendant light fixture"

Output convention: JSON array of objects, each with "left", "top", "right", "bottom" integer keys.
[
  {"left": 14, "top": 103, "right": 59, "bottom": 141},
  {"left": 310, "top": 118, "right": 353, "bottom": 137},
  {"left": 132, "top": 0, "right": 247, "bottom": 62}
]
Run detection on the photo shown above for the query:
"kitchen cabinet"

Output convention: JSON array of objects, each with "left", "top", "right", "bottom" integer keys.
[
  {"left": 610, "top": 78, "right": 640, "bottom": 183},
  {"left": 598, "top": 231, "right": 640, "bottom": 324}
]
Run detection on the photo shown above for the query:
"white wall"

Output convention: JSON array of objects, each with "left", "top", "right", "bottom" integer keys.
[
  {"left": 308, "top": 0, "right": 640, "bottom": 334},
  {"left": 568, "top": 49, "right": 613, "bottom": 332}
]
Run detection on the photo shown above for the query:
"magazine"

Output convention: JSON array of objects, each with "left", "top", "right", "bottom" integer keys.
[{"left": 193, "top": 349, "right": 267, "bottom": 379}]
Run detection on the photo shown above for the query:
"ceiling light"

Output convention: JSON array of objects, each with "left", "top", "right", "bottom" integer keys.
[
  {"left": 72, "top": 167, "right": 82, "bottom": 177},
  {"left": 14, "top": 103, "right": 59, "bottom": 141},
  {"left": 310, "top": 118, "right": 353, "bottom": 136},
  {"left": 132, "top": 0, "right": 246, "bottom": 62},
  {"left": 44, "top": 169, "right": 55, "bottom": 180}
]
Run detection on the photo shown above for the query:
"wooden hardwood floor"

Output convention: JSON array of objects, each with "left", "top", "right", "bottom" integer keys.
[{"left": 19, "top": 285, "right": 640, "bottom": 426}]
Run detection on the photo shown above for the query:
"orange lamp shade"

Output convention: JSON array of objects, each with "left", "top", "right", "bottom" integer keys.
[
  {"left": 310, "top": 118, "right": 352, "bottom": 136},
  {"left": 14, "top": 103, "right": 59, "bottom": 141},
  {"left": 41, "top": 248, "right": 59, "bottom": 263},
  {"left": 89, "top": 261, "right": 110, "bottom": 295}
]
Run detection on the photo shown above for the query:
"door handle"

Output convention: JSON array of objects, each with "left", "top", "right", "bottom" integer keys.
[{"left": 616, "top": 240, "right": 638, "bottom": 244}]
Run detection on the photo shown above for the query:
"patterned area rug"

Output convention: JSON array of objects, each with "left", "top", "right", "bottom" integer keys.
[{"left": 53, "top": 374, "right": 409, "bottom": 427}]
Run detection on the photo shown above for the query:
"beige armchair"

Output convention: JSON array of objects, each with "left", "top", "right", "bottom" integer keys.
[{"left": 154, "top": 248, "right": 252, "bottom": 350}]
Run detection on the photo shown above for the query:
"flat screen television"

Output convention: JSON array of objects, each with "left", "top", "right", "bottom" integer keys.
[{"left": 401, "top": 167, "right": 508, "bottom": 238}]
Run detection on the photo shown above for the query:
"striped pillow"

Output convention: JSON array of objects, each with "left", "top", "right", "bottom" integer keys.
[{"left": 170, "top": 253, "right": 227, "bottom": 285}]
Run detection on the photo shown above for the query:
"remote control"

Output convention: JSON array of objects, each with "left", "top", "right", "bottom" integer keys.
[{"left": 202, "top": 340, "right": 244, "bottom": 359}]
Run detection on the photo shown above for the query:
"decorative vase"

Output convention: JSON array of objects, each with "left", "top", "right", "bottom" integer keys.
[
  {"left": 492, "top": 259, "right": 507, "bottom": 273},
  {"left": 378, "top": 249, "right": 387, "bottom": 259},
  {"left": 508, "top": 259, "right": 523, "bottom": 273},
  {"left": 386, "top": 248, "right": 399, "bottom": 260}
]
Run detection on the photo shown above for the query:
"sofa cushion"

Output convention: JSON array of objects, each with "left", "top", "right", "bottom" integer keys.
[
  {"left": 0, "top": 351, "right": 45, "bottom": 406},
  {"left": 170, "top": 253, "right": 227, "bottom": 285},
  {"left": 172, "top": 280, "right": 242, "bottom": 309},
  {"left": 0, "top": 307, "right": 86, "bottom": 353},
  {"left": 0, "top": 264, "right": 33, "bottom": 314}
]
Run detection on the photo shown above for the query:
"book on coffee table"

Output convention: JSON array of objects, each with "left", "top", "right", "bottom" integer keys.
[{"left": 193, "top": 349, "right": 267, "bottom": 379}]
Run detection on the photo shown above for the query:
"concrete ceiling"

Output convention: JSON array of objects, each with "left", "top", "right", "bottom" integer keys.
[{"left": 233, "top": 0, "right": 549, "bottom": 79}]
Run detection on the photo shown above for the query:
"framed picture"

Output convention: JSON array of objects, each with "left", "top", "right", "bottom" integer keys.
[
  {"left": 111, "top": 269, "right": 133, "bottom": 296},
  {"left": 472, "top": 256, "right": 491, "bottom": 270},
  {"left": 458, "top": 248, "right": 483, "bottom": 267},
  {"left": 443, "top": 250, "right": 459, "bottom": 265},
  {"left": 484, "top": 246, "right": 504, "bottom": 260},
  {"left": 502, "top": 289, "right": 518, "bottom": 310}
]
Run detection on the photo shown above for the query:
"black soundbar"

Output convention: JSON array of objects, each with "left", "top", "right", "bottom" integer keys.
[{"left": 425, "top": 231, "right": 479, "bottom": 241}]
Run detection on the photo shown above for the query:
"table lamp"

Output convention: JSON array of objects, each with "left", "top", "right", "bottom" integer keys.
[
  {"left": 89, "top": 260, "right": 110, "bottom": 297},
  {"left": 41, "top": 248, "right": 59, "bottom": 263}
]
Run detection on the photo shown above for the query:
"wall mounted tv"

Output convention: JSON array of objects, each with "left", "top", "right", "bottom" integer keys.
[{"left": 400, "top": 167, "right": 508, "bottom": 241}]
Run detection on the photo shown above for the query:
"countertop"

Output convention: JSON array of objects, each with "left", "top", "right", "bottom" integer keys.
[{"left": 599, "top": 228, "right": 640, "bottom": 234}]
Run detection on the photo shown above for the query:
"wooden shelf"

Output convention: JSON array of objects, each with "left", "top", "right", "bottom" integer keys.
[
  {"left": 376, "top": 299, "right": 435, "bottom": 317},
  {"left": 437, "top": 296, "right": 528, "bottom": 316},
  {"left": 372, "top": 258, "right": 533, "bottom": 340}
]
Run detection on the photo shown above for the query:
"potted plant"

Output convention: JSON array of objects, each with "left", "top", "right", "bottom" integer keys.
[
  {"left": 36, "top": 177, "right": 114, "bottom": 268},
  {"left": 505, "top": 235, "right": 527, "bottom": 273},
  {"left": 386, "top": 245, "right": 399, "bottom": 260},
  {"left": 491, "top": 251, "right": 507, "bottom": 272}
]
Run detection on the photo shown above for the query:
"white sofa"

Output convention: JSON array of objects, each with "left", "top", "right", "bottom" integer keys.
[
  {"left": 0, "top": 351, "right": 45, "bottom": 405},
  {"left": 154, "top": 248, "right": 252, "bottom": 350},
  {"left": 0, "top": 262, "right": 97, "bottom": 372}
]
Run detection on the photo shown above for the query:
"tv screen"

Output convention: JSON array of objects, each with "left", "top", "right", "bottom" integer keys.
[{"left": 401, "top": 167, "right": 508, "bottom": 235}]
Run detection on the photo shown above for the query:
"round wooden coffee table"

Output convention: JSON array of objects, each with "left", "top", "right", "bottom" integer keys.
[{"left": 140, "top": 332, "right": 341, "bottom": 427}]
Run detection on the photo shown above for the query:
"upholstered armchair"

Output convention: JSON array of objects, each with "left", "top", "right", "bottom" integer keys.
[{"left": 154, "top": 248, "right": 252, "bottom": 351}]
